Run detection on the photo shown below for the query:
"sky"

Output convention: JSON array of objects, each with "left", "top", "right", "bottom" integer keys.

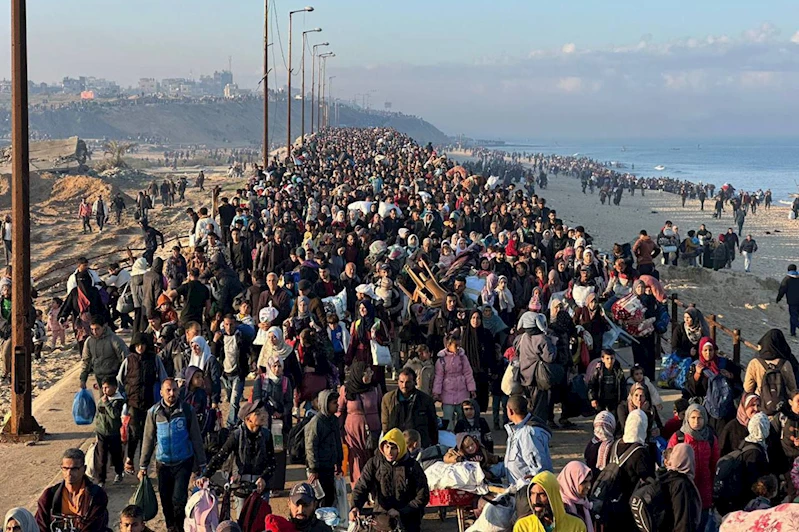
[{"left": 2, "top": 0, "right": 799, "bottom": 139}]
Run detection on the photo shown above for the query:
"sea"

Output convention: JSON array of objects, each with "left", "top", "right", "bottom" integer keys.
[{"left": 493, "top": 138, "right": 799, "bottom": 202}]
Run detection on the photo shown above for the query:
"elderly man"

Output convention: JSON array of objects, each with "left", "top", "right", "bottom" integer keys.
[{"left": 36, "top": 448, "right": 109, "bottom": 532}]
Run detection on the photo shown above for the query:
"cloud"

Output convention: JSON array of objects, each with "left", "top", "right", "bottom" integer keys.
[
  {"left": 557, "top": 76, "right": 583, "bottom": 92},
  {"left": 333, "top": 23, "right": 799, "bottom": 138}
]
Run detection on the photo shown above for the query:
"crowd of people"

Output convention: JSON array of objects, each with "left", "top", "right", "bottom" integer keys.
[{"left": 15, "top": 127, "right": 799, "bottom": 532}]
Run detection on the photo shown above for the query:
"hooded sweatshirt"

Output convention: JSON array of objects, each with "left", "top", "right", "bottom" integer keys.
[
  {"left": 513, "top": 471, "right": 587, "bottom": 532},
  {"left": 304, "top": 389, "right": 343, "bottom": 472}
]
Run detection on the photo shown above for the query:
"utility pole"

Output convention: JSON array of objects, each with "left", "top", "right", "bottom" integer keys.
[
  {"left": 264, "top": 0, "right": 269, "bottom": 168},
  {"left": 2, "top": 0, "right": 43, "bottom": 442}
]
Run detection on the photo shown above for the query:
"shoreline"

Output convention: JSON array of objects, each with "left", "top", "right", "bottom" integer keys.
[{"left": 449, "top": 148, "right": 799, "bottom": 360}]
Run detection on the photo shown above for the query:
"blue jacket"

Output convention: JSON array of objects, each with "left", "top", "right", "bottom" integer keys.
[{"left": 504, "top": 413, "right": 552, "bottom": 488}]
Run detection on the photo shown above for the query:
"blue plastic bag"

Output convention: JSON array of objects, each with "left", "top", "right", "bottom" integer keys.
[{"left": 72, "top": 389, "right": 96, "bottom": 425}]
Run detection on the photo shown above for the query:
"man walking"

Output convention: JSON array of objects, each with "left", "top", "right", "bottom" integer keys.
[
  {"left": 139, "top": 379, "right": 206, "bottom": 531},
  {"left": 777, "top": 264, "right": 799, "bottom": 337},
  {"left": 93, "top": 195, "right": 107, "bottom": 232},
  {"left": 211, "top": 314, "right": 251, "bottom": 426},
  {"left": 740, "top": 234, "right": 758, "bottom": 273},
  {"left": 112, "top": 193, "right": 126, "bottom": 225},
  {"left": 80, "top": 316, "right": 129, "bottom": 390}
]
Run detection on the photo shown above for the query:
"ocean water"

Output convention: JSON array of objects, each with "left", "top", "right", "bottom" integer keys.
[{"left": 496, "top": 138, "right": 799, "bottom": 201}]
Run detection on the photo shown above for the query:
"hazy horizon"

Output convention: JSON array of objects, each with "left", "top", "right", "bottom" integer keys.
[{"left": 3, "top": 0, "right": 799, "bottom": 139}]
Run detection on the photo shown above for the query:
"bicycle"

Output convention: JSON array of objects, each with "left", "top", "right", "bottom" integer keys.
[
  {"left": 208, "top": 477, "right": 258, "bottom": 521},
  {"left": 349, "top": 513, "right": 405, "bottom": 532}
]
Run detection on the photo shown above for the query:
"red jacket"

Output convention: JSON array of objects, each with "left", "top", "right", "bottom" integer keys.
[{"left": 667, "top": 430, "right": 719, "bottom": 509}]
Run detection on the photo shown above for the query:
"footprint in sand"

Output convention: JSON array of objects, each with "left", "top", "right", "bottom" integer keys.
[{"left": 758, "top": 304, "right": 769, "bottom": 310}]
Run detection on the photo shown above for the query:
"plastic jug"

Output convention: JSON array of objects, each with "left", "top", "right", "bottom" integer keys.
[{"left": 271, "top": 419, "right": 284, "bottom": 452}]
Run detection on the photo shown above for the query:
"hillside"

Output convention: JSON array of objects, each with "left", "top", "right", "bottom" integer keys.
[{"left": 12, "top": 98, "right": 449, "bottom": 147}]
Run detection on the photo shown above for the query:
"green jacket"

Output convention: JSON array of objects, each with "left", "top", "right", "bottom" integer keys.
[{"left": 95, "top": 392, "right": 124, "bottom": 436}]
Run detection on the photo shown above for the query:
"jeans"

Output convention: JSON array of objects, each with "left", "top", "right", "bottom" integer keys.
[
  {"left": 789, "top": 305, "right": 799, "bottom": 336},
  {"left": 492, "top": 394, "right": 509, "bottom": 426},
  {"left": 126, "top": 406, "right": 147, "bottom": 465},
  {"left": 638, "top": 263, "right": 656, "bottom": 277},
  {"left": 742, "top": 251, "right": 752, "bottom": 272},
  {"left": 222, "top": 373, "right": 245, "bottom": 427},
  {"left": 156, "top": 459, "right": 194, "bottom": 529},
  {"left": 441, "top": 404, "right": 464, "bottom": 431},
  {"left": 96, "top": 215, "right": 105, "bottom": 231}
]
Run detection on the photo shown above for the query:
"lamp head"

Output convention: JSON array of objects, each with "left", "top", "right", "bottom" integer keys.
[{"left": 304, "top": 6, "right": 314, "bottom": 11}]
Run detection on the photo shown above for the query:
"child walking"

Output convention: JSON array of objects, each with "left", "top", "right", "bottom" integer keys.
[
  {"left": 47, "top": 297, "right": 66, "bottom": 349},
  {"left": 32, "top": 309, "right": 46, "bottom": 360},
  {"left": 94, "top": 376, "right": 125, "bottom": 487}
]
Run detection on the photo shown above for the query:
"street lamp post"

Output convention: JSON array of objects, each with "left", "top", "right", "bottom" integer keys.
[
  {"left": 263, "top": 0, "right": 269, "bottom": 168},
  {"left": 327, "top": 75, "right": 336, "bottom": 128},
  {"left": 301, "top": 28, "right": 321, "bottom": 143},
  {"left": 286, "top": 6, "right": 313, "bottom": 160},
  {"left": 317, "top": 52, "right": 334, "bottom": 131},
  {"left": 321, "top": 53, "right": 334, "bottom": 129},
  {"left": 310, "top": 42, "right": 328, "bottom": 135}
]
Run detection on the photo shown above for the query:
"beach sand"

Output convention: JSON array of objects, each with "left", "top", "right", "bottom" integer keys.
[{"left": 450, "top": 148, "right": 799, "bottom": 363}]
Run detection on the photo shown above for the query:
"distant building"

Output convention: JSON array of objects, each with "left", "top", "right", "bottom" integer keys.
[
  {"left": 62, "top": 76, "right": 85, "bottom": 94},
  {"left": 138, "top": 78, "right": 158, "bottom": 95}
]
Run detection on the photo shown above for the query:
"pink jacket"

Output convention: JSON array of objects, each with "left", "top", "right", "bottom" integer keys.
[{"left": 433, "top": 348, "right": 476, "bottom": 406}]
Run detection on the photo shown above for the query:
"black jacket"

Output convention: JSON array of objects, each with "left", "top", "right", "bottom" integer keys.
[
  {"left": 587, "top": 361, "right": 626, "bottom": 406},
  {"left": 659, "top": 470, "right": 701, "bottom": 532},
  {"left": 211, "top": 329, "right": 252, "bottom": 380},
  {"left": 777, "top": 274, "right": 799, "bottom": 306},
  {"left": 204, "top": 425, "right": 276, "bottom": 482},
  {"left": 351, "top": 453, "right": 430, "bottom": 521},
  {"left": 381, "top": 390, "right": 439, "bottom": 449}
]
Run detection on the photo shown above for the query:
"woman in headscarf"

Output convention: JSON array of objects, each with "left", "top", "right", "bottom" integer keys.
[
  {"left": 744, "top": 328, "right": 798, "bottom": 398},
  {"left": 188, "top": 335, "right": 212, "bottom": 373},
  {"left": 337, "top": 361, "right": 382, "bottom": 486},
  {"left": 58, "top": 269, "right": 108, "bottom": 354},
  {"left": 630, "top": 279, "right": 658, "bottom": 380},
  {"left": 3, "top": 508, "right": 37, "bottom": 532},
  {"left": 572, "top": 292, "right": 608, "bottom": 362},
  {"left": 479, "top": 273, "right": 498, "bottom": 307},
  {"left": 719, "top": 393, "right": 761, "bottom": 455},
  {"left": 684, "top": 336, "right": 742, "bottom": 431},
  {"left": 547, "top": 268, "right": 562, "bottom": 294},
  {"left": 346, "top": 299, "right": 390, "bottom": 390},
  {"left": 557, "top": 461, "right": 593, "bottom": 532},
  {"left": 584, "top": 410, "right": 616, "bottom": 476},
  {"left": 460, "top": 309, "right": 496, "bottom": 412},
  {"left": 494, "top": 275, "right": 515, "bottom": 326},
  {"left": 607, "top": 409, "right": 655, "bottom": 528},
  {"left": 667, "top": 403, "right": 719, "bottom": 519},
  {"left": 258, "top": 326, "right": 302, "bottom": 394},
  {"left": 670, "top": 307, "right": 709, "bottom": 358},
  {"left": 719, "top": 412, "right": 772, "bottom": 515},
  {"left": 660, "top": 444, "right": 702, "bottom": 532}
]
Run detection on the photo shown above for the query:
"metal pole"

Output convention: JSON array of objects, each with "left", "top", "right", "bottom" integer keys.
[
  {"left": 301, "top": 32, "right": 306, "bottom": 143},
  {"left": 286, "top": 12, "right": 293, "bottom": 160},
  {"left": 327, "top": 76, "right": 334, "bottom": 129},
  {"left": 321, "top": 57, "right": 327, "bottom": 129},
  {"left": 310, "top": 49, "right": 315, "bottom": 135},
  {"left": 3, "top": 0, "right": 42, "bottom": 440},
  {"left": 264, "top": 0, "right": 269, "bottom": 168},
  {"left": 317, "top": 56, "right": 323, "bottom": 132}
]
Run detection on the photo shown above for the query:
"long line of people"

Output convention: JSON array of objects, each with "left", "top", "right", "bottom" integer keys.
[{"left": 24, "top": 128, "right": 799, "bottom": 532}]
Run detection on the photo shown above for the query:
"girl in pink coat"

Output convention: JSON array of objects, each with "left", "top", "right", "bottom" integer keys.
[{"left": 433, "top": 335, "right": 476, "bottom": 430}]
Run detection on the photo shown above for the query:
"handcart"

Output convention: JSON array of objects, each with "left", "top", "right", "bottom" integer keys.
[{"left": 428, "top": 489, "right": 477, "bottom": 532}]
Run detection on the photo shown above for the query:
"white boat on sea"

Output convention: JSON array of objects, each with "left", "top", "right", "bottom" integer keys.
[{"left": 654, "top": 165, "right": 666, "bottom": 171}]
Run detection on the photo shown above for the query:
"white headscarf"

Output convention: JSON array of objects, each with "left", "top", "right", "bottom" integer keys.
[
  {"left": 4, "top": 508, "right": 37, "bottom": 532},
  {"left": 622, "top": 409, "right": 648, "bottom": 444},
  {"left": 745, "top": 412, "right": 771, "bottom": 447},
  {"left": 189, "top": 336, "right": 212, "bottom": 371}
]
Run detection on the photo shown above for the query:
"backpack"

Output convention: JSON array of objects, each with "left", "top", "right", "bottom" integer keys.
[
  {"left": 534, "top": 360, "right": 565, "bottom": 391},
  {"left": 713, "top": 442, "right": 763, "bottom": 515},
  {"left": 238, "top": 492, "right": 273, "bottom": 532},
  {"left": 759, "top": 359, "right": 788, "bottom": 416},
  {"left": 589, "top": 440, "right": 643, "bottom": 523},
  {"left": 288, "top": 413, "right": 314, "bottom": 464},
  {"left": 184, "top": 488, "right": 219, "bottom": 532},
  {"left": 703, "top": 370, "right": 735, "bottom": 419},
  {"left": 629, "top": 474, "right": 668, "bottom": 532}
]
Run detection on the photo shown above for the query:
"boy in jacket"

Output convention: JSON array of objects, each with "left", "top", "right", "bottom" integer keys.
[
  {"left": 587, "top": 349, "right": 627, "bottom": 413},
  {"left": 304, "top": 389, "right": 343, "bottom": 507},
  {"left": 350, "top": 428, "right": 430, "bottom": 532},
  {"left": 94, "top": 376, "right": 125, "bottom": 486},
  {"left": 211, "top": 314, "right": 252, "bottom": 426}
]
